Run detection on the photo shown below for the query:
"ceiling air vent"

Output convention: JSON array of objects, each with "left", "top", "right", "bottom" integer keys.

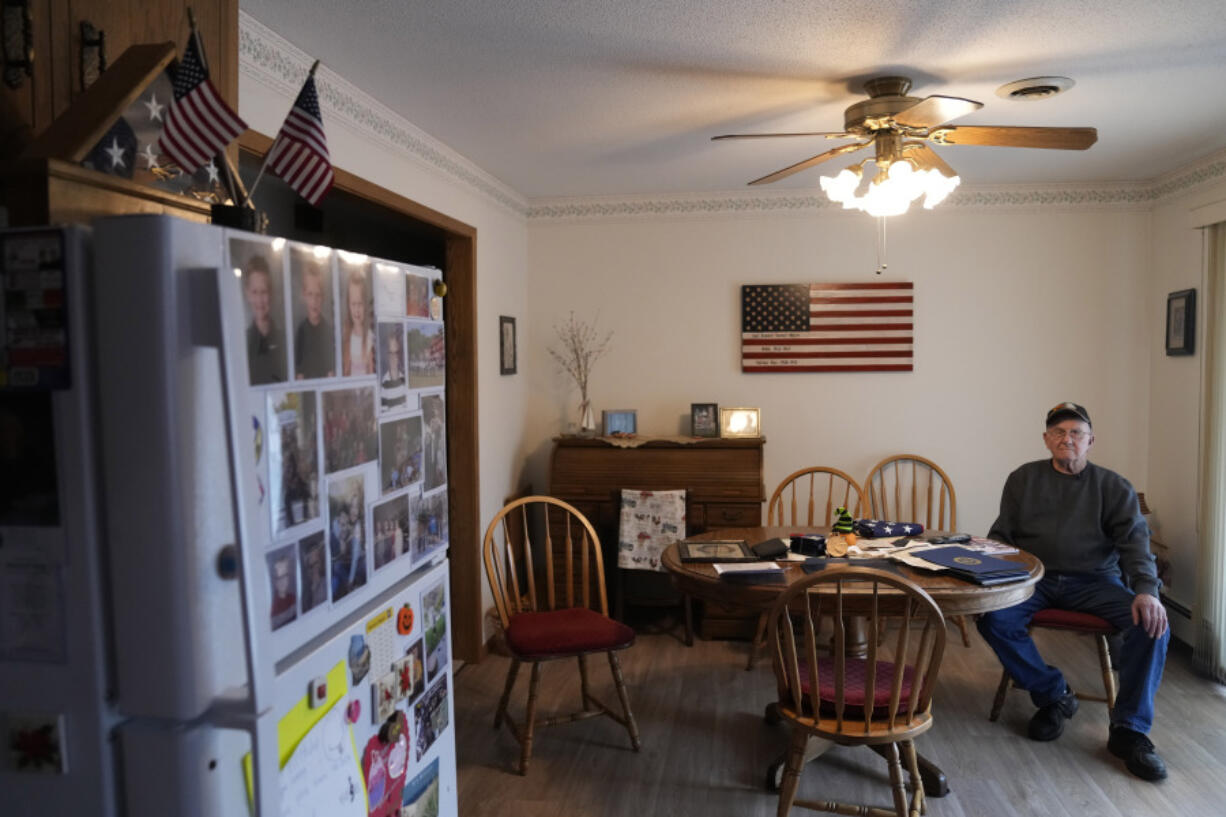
[{"left": 995, "top": 76, "right": 1074, "bottom": 101}]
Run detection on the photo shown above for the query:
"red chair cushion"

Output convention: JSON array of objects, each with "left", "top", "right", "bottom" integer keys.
[
  {"left": 506, "top": 608, "right": 636, "bottom": 658},
  {"left": 796, "top": 658, "right": 916, "bottom": 715},
  {"left": 1031, "top": 608, "right": 1116, "bottom": 634}
]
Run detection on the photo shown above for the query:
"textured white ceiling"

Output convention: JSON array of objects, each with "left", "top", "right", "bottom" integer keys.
[{"left": 241, "top": 0, "right": 1226, "bottom": 199}]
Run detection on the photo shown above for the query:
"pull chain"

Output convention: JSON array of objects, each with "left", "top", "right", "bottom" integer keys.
[{"left": 875, "top": 216, "right": 888, "bottom": 275}]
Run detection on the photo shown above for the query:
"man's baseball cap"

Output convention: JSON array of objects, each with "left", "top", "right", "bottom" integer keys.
[{"left": 1045, "top": 401, "right": 1091, "bottom": 428}]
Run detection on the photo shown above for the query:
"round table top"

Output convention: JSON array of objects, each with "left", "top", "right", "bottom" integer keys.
[{"left": 662, "top": 526, "right": 1043, "bottom": 617}]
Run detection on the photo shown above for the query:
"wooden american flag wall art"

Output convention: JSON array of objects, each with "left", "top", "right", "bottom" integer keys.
[{"left": 740, "top": 282, "right": 914, "bottom": 373}]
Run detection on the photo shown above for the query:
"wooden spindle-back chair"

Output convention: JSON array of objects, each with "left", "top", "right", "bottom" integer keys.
[
  {"left": 767, "top": 466, "right": 865, "bottom": 527},
  {"left": 989, "top": 608, "right": 1118, "bottom": 722},
  {"left": 864, "top": 454, "right": 957, "bottom": 532},
  {"left": 865, "top": 454, "right": 970, "bottom": 646},
  {"left": 481, "top": 495, "right": 641, "bottom": 774},
  {"left": 746, "top": 467, "right": 865, "bottom": 670},
  {"left": 768, "top": 567, "right": 947, "bottom": 817}
]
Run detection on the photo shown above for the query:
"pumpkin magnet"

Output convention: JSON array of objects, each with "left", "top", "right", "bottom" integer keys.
[{"left": 396, "top": 603, "right": 414, "bottom": 635}]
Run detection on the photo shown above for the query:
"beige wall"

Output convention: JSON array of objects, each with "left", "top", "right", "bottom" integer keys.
[{"left": 525, "top": 205, "right": 1151, "bottom": 542}]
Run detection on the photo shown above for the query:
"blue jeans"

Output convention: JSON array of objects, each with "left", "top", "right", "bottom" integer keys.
[{"left": 976, "top": 572, "right": 1168, "bottom": 734}]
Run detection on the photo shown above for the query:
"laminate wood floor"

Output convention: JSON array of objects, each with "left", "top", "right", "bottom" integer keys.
[{"left": 454, "top": 620, "right": 1226, "bottom": 817}]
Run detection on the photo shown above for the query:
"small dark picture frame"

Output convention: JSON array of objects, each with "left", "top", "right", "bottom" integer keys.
[
  {"left": 691, "top": 402, "right": 719, "bottom": 438},
  {"left": 499, "top": 315, "right": 517, "bottom": 374},
  {"left": 1165, "top": 289, "right": 1196, "bottom": 356},
  {"left": 602, "top": 409, "right": 637, "bottom": 435}
]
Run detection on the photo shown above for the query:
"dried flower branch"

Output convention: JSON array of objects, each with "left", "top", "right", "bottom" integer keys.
[{"left": 547, "top": 311, "right": 612, "bottom": 404}]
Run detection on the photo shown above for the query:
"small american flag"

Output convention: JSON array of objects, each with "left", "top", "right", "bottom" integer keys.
[
  {"left": 157, "top": 35, "right": 247, "bottom": 174},
  {"left": 741, "top": 282, "right": 914, "bottom": 372},
  {"left": 266, "top": 73, "right": 333, "bottom": 206}
]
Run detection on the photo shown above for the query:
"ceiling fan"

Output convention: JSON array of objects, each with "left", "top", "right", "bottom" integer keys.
[{"left": 713, "top": 75, "right": 1097, "bottom": 214}]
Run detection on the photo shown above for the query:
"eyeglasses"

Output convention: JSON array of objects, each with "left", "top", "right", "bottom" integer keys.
[{"left": 1046, "top": 428, "right": 1090, "bottom": 442}]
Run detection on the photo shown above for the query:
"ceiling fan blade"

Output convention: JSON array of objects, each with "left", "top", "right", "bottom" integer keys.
[
  {"left": 748, "top": 141, "right": 871, "bottom": 185},
  {"left": 929, "top": 125, "right": 1097, "bottom": 150},
  {"left": 893, "top": 95, "right": 983, "bottom": 129},
  {"left": 712, "top": 131, "right": 852, "bottom": 141},
  {"left": 905, "top": 143, "right": 958, "bottom": 178}
]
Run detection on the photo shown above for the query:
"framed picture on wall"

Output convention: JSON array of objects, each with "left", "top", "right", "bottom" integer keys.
[
  {"left": 1165, "top": 289, "right": 1195, "bottom": 356},
  {"left": 500, "top": 315, "right": 517, "bottom": 374}
]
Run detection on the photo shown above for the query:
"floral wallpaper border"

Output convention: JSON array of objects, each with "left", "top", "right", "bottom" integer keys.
[{"left": 240, "top": 13, "right": 1226, "bottom": 224}]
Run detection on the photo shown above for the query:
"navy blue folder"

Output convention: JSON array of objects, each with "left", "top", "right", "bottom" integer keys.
[{"left": 917, "top": 546, "right": 1029, "bottom": 585}]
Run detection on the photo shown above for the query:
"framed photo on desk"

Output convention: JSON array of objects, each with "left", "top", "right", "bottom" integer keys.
[
  {"left": 678, "top": 539, "right": 754, "bottom": 562},
  {"left": 691, "top": 402, "right": 718, "bottom": 437}
]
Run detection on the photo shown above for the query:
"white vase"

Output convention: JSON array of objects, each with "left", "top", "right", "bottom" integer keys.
[{"left": 579, "top": 400, "right": 596, "bottom": 434}]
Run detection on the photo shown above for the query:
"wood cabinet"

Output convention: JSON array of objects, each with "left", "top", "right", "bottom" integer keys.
[
  {"left": 548, "top": 436, "right": 765, "bottom": 638},
  {"left": 1, "top": 0, "right": 236, "bottom": 154}
]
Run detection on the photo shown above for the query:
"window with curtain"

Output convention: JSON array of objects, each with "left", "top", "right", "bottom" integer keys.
[{"left": 1196, "top": 222, "right": 1226, "bottom": 684}]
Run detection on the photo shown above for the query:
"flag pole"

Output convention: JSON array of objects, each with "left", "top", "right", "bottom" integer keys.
[
  {"left": 247, "top": 60, "right": 321, "bottom": 202},
  {"left": 186, "top": 7, "right": 252, "bottom": 208}
]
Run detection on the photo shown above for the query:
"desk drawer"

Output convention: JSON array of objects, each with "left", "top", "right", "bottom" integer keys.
[{"left": 703, "top": 502, "right": 760, "bottom": 527}]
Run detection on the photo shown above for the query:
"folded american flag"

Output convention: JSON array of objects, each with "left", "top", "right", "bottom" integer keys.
[{"left": 853, "top": 519, "right": 924, "bottom": 538}]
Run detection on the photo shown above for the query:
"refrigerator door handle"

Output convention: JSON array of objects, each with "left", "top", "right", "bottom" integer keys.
[{"left": 188, "top": 266, "right": 224, "bottom": 348}]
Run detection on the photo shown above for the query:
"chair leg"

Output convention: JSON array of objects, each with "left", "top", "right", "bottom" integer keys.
[
  {"left": 683, "top": 593, "right": 694, "bottom": 646},
  {"left": 901, "top": 739, "right": 926, "bottom": 816},
  {"left": 615, "top": 567, "right": 625, "bottom": 622},
  {"left": 577, "top": 653, "right": 593, "bottom": 711},
  {"left": 518, "top": 661, "right": 542, "bottom": 775},
  {"left": 494, "top": 658, "right": 521, "bottom": 729},
  {"left": 883, "top": 742, "right": 909, "bottom": 817},
  {"left": 953, "top": 615, "right": 972, "bottom": 648},
  {"left": 776, "top": 727, "right": 808, "bottom": 817},
  {"left": 989, "top": 668, "right": 1012, "bottom": 722},
  {"left": 1096, "top": 633, "right": 1118, "bottom": 711},
  {"left": 747, "top": 612, "right": 769, "bottom": 671},
  {"left": 607, "top": 650, "right": 641, "bottom": 751}
]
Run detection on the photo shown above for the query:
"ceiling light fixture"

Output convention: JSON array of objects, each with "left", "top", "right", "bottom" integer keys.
[{"left": 819, "top": 135, "right": 959, "bottom": 217}]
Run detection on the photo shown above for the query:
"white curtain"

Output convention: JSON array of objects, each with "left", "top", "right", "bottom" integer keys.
[{"left": 1196, "top": 222, "right": 1226, "bottom": 683}]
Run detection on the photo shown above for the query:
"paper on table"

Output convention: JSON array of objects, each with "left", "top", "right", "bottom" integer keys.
[
  {"left": 278, "top": 703, "right": 367, "bottom": 817},
  {"left": 967, "top": 537, "right": 1020, "bottom": 555},
  {"left": 888, "top": 550, "right": 948, "bottom": 571},
  {"left": 713, "top": 561, "right": 783, "bottom": 575}
]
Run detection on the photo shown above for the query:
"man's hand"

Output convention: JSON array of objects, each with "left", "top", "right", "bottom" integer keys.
[{"left": 1132, "top": 593, "right": 1169, "bottom": 639}]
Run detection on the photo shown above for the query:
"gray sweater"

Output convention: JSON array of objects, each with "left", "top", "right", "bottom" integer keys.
[{"left": 987, "top": 459, "right": 1160, "bottom": 597}]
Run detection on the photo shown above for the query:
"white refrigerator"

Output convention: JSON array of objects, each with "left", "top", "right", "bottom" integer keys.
[{"left": 0, "top": 214, "right": 458, "bottom": 817}]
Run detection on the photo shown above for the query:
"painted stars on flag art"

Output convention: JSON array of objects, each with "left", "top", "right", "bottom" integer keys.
[
  {"left": 81, "top": 68, "right": 227, "bottom": 201},
  {"left": 740, "top": 282, "right": 914, "bottom": 372}
]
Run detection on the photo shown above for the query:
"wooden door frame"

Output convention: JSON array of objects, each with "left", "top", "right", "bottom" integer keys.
[{"left": 239, "top": 131, "right": 483, "bottom": 663}]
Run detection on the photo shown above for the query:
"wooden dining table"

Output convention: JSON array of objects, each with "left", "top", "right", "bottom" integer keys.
[{"left": 661, "top": 526, "right": 1044, "bottom": 797}]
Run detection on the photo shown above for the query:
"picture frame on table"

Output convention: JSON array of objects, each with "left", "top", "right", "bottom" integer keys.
[
  {"left": 691, "top": 402, "right": 719, "bottom": 438},
  {"left": 1165, "top": 289, "right": 1195, "bottom": 356},
  {"left": 677, "top": 539, "right": 755, "bottom": 562},
  {"left": 602, "top": 409, "right": 637, "bottom": 436},
  {"left": 500, "top": 315, "right": 517, "bottom": 374},
  {"left": 719, "top": 407, "right": 760, "bottom": 438}
]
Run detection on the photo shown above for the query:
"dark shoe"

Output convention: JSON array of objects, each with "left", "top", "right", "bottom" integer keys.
[
  {"left": 1108, "top": 727, "right": 1168, "bottom": 781},
  {"left": 1027, "top": 687, "right": 1078, "bottom": 741}
]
